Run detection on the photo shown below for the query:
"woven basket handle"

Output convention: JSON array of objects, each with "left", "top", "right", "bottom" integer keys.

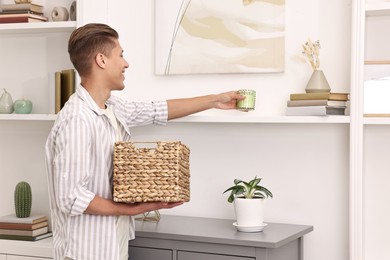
[
  {"left": 131, "top": 142, "right": 167, "bottom": 155},
  {"left": 132, "top": 141, "right": 161, "bottom": 149}
]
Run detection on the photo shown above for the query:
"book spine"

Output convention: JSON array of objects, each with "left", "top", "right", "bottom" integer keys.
[
  {"left": 0, "top": 232, "right": 52, "bottom": 241},
  {"left": 0, "top": 234, "right": 36, "bottom": 241},
  {"left": 0, "top": 221, "right": 48, "bottom": 230},
  {"left": 55, "top": 71, "right": 62, "bottom": 113},
  {"left": 60, "top": 69, "right": 75, "bottom": 108},
  {"left": 0, "top": 226, "right": 48, "bottom": 236},
  {"left": 0, "top": 215, "right": 48, "bottom": 224}
]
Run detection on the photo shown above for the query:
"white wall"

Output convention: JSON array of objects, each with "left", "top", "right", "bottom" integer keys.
[
  {"left": 106, "top": 1, "right": 352, "bottom": 260},
  {"left": 0, "top": 1, "right": 352, "bottom": 260}
]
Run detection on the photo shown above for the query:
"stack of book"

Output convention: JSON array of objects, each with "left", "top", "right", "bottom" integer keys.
[
  {"left": 0, "top": 214, "right": 52, "bottom": 241},
  {"left": 286, "top": 92, "right": 349, "bottom": 116},
  {"left": 0, "top": 3, "right": 47, "bottom": 23}
]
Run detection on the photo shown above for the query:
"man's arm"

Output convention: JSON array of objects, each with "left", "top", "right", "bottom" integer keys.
[
  {"left": 167, "top": 91, "right": 244, "bottom": 120},
  {"left": 84, "top": 195, "right": 183, "bottom": 216}
]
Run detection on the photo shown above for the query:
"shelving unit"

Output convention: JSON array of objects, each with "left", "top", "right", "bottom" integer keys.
[
  {"left": 0, "top": 1, "right": 81, "bottom": 259},
  {"left": 351, "top": 1, "right": 390, "bottom": 260},
  {"left": 0, "top": 22, "right": 76, "bottom": 116}
]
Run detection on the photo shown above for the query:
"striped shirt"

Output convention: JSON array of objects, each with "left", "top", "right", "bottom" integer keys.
[{"left": 45, "top": 85, "right": 168, "bottom": 260}]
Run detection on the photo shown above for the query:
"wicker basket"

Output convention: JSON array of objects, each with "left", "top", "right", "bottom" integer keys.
[{"left": 113, "top": 141, "right": 190, "bottom": 203}]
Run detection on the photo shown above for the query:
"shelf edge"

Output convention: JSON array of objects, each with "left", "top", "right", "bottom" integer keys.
[
  {"left": 170, "top": 115, "right": 350, "bottom": 124},
  {"left": 0, "top": 114, "right": 57, "bottom": 121}
]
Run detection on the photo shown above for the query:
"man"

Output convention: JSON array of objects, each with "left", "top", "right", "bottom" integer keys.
[{"left": 45, "top": 23, "right": 244, "bottom": 260}]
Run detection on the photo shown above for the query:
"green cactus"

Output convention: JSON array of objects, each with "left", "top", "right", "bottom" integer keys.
[{"left": 14, "top": 181, "right": 32, "bottom": 218}]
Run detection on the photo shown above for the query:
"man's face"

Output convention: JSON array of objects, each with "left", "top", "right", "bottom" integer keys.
[{"left": 105, "top": 39, "right": 129, "bottom": 91}]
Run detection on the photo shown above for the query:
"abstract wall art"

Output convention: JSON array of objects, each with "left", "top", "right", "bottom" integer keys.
[{"left": 155, "top": 0, "right": 285, "bottom": 75}]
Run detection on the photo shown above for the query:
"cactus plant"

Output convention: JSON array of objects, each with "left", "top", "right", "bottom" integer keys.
[{"left": 14, "top": 181, "right": 32, "bottom": 218}]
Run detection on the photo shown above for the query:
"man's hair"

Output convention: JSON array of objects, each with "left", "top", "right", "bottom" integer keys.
[{"left": 68, "top": 23, "right": 119, "bottom": 77}]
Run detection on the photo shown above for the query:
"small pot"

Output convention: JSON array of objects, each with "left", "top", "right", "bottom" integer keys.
[{"left": 234, "top": 197, "right": 266, "bottom": 226}]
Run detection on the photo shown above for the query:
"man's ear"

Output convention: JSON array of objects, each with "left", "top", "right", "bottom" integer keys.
[{"left": 96, "top": 53, "right": 106, "bottom": 68}]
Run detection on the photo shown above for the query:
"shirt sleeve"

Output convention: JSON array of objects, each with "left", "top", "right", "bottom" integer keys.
[
  {"left": 108, "top": 96, "right": 168, "bottom": 128},
  {"left": 53, "top": 116, "right": 95, "bottom": 216}
]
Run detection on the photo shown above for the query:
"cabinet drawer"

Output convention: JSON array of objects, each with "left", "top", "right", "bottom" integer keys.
[
  {"left": 177, "top": 251, "right": 254, "bottom": 260},
  {"left": 129, "top": 246, "right": 172, "bottom": 260}
]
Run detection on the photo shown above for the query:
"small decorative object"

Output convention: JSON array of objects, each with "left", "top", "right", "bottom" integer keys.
[
  {"left": 236, "top": 89, "right": 256, "bottom": 111},
  {"left": 0, "top": 88, "right": 14, "bottom": 114},
  {"left": 13, "top": 99, "right": 33, "bottom": 114},
  {"left": 51, "top": 7, "right": 69, "bottom": 21},
  {"left": 302, "top": 39, "right": 331, "bottom": 93},
  {"left": 69, "top": 1, "right": 77, "bottom": 21},
  {"left": 305, "top": 69, "right": 331, "bottom": 93},
  {"left": 223, "top": 176, "right": 273, "bottom": 232},
  {"left": 14, "top": 181, "right": 32, "bottom": 218},
  {"left": 136, "top": 210, "right": 161, "bottom": 222}
]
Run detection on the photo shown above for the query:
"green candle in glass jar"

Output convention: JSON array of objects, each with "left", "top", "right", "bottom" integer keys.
[{"left": 236, "top": 89, "right": 256, "bottom": 111}]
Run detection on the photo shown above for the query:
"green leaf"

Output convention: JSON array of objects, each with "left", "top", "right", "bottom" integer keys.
[
  {"left": 228, "top": 194, "right": 235, "bottom": 203},
  {"left": 223, "top": 186, "right": 237, "bottom": 194},
  {"left": 234, "top": 179, "right": 243, "bottom": 185},
  {"left": 232, "top": 186, "right": 245, "bottom": 196},
  {"left": 248, "top": 176, "right": 261, "bottom": 188},
  {"left": 254, "top": 186, "right": 273, "bottom": 198}
]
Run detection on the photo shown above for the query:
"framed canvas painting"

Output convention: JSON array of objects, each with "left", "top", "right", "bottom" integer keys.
[{"left": 155, "top": 0, "right": 285, "bottom": 75}]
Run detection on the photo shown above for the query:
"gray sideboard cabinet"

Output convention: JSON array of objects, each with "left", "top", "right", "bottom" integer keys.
[{"left": 129, "top": 215, "right": 313, "bottom": 260}]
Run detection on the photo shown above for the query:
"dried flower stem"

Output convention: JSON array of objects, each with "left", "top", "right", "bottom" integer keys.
[{"left": 302, "top": 39, "right": 321, "bottom": 70}]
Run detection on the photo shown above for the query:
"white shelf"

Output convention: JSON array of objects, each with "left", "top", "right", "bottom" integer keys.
[
  {"left": 0, "top": 21, "right": 76, "bottom": 34},
  {"left": 0, "top": 114, "right": 57, "bottom": 121},
  {"left": 171, "top": 115, "right": 350, "bottom": 124},
  {"left": 0, "top": 237, "right": 53, "bottom": 258},
  {"left": 0, "top": 114, "right": 351, "bottom": 123},
  {"left": 366, "top": 2, "right": 390, "bottom": 16},
  {"left": 364, "top": 116, "right": 390, "bottom": 125}
]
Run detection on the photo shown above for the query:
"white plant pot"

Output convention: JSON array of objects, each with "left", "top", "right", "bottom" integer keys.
[{"left": 234, "top": 197, "right": 266, "bottom": 226}]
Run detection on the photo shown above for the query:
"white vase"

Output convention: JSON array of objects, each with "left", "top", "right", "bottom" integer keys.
[
  {"left": 305, "top": 69, "right": 331, "bottom": 93},
  {"left": 69, "top": 1, "right": 77, "bottom": 21},
  {"left": 51, "top": 7, "right": 69, "bottom": 22},
  {"left": 233, "top": 197, "right": 266, "bottom": 226}
]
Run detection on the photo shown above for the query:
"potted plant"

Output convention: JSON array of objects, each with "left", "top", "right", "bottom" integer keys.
[{"left": 223, "top": 176, "right": 273, "bottom": 229}]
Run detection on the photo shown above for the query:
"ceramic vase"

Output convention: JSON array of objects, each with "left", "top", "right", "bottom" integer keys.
[
  {"left": 305, "top": 69, "right": 331, "bottom": 93},
  {"left": 51, "top": 7, "right": 69, "bottom": 21},
  {"left": 69, "top": 1, "right": 77, "bottom": 21},
  {"left": 0, "top": 89, "right": 14, "bottom": 114}
]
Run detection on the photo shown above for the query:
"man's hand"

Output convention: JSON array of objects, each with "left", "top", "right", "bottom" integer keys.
[{"left": 214, "top": 91, "right": 245, "bottom": 110}]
